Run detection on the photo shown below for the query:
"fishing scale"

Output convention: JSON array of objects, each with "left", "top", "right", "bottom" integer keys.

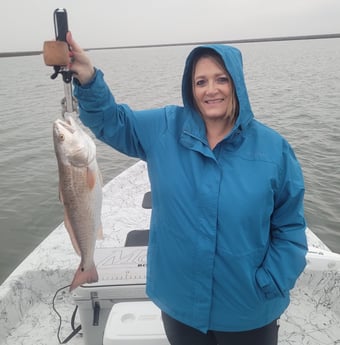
[{"left": 43, "top": 8, "right": 78, "bottom": 117}]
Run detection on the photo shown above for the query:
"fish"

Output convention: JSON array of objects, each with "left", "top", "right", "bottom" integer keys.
[{"left": 53, "top": 115, "right": 103, "bottom": 291}]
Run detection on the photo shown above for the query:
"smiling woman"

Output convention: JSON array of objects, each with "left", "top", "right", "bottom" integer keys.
[
  {"left": 65, "top": 31, "right": 308, "bottom": 344},
  {"left": 191, "top": 51, "right": 238, "bottom": 149}
]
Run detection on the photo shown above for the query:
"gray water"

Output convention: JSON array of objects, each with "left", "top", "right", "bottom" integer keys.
[{"left": 0, "top": 38, "right": 339, "bottom": 284}]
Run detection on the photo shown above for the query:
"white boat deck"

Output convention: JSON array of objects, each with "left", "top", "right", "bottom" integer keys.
[{"left": 1, "top": 161, "right": 340, "bottom": 345}]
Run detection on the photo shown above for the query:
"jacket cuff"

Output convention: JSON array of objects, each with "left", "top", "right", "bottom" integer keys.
[{"left": 73, "top": 69, "right": 109, "bottom": 104}]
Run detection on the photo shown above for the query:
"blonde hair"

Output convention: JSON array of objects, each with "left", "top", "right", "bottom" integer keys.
[{"left": 191, "top": 51, "right": 239, "bottom": 122}]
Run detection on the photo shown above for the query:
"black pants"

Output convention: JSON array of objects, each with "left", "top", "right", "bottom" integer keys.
[{"left": 162, "top": 312, "right": 279, "bottom": 345}]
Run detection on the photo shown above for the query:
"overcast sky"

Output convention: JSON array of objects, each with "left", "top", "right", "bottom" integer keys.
[{"left": 1, "top": 0, "right": 340, "bottom": 52}]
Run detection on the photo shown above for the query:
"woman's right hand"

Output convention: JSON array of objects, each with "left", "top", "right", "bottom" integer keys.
[{"left": 66, "top": 32, "right": 95, "bottom": 85}]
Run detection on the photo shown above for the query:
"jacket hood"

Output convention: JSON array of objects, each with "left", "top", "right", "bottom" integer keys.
[{"left": 182, "top": 44, "right": 254, "bottom": 130}]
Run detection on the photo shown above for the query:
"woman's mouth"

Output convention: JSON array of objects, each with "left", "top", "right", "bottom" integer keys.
[{"left": 205, "top": 98, "right": 224, "bottom": 104}]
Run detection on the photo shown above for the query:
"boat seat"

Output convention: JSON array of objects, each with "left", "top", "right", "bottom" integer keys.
[
  {"left": 124, "top": 192, "right": 151, "bottom": 246},
  {"left": 125, "top": 230, "right": 149, "bottom": 246},
  {"left": 142, "top": 191, "right": 152, "bottom": 209}
]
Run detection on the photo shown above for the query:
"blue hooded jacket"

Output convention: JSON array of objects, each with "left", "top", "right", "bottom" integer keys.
[{"left": 74, "top": 44, "right": 307, "bottom": 332}]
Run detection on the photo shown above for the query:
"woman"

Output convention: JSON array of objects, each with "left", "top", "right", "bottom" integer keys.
[{"left": 67, "top": 32, "right": 307, "bottom": 345}]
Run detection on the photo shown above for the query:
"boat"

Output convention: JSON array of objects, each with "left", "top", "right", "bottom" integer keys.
[{"left": 0, "top": 160, "right": 339, "bottom": 345}]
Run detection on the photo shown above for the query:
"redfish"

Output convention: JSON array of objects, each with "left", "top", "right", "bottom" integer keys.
[{"left": 53, "top": 115, "right": 103, "bottom": 291}]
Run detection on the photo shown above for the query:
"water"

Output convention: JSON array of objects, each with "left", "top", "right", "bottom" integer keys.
[{"left": 0, "top": 38, "right": 339, "bottom": 284}]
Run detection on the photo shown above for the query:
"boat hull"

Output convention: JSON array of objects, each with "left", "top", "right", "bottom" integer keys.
[{"left": 0, "top": 161, "right": 339, "bottom": 344}]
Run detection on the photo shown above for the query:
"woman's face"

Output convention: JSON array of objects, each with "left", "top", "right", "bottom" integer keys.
[{"left": 192, "top": 56, "right": 233, "bottom": 122}]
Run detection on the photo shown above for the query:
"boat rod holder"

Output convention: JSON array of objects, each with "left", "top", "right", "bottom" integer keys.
[{"left": 43, "top": 8, "right": 77, "bottom": 115}]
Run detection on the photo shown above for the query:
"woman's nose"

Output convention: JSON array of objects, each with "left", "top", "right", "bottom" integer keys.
[{"left": 206, "top": 81, "right": 217, "bottom": 94}]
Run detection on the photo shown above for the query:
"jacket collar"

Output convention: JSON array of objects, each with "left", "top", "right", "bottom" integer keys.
[{"left": 179, "top": 109, "right": 248, "bottom": 159}]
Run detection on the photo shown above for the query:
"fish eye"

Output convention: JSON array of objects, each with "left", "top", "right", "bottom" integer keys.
[{"left": 59, "top": 133, "right": 65, "bottom": 141}]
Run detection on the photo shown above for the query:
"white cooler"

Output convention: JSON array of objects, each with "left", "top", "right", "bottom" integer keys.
[
  {"left": 72, "top": 246, "right": 148, "bottom": 345},
  {"left": 103, "top": 301, "right": 169, "bottom": 345}
]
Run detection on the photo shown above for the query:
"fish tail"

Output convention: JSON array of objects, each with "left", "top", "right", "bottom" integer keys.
[{"left": 69, "top": 263, "right": 99, "bottom": 291}]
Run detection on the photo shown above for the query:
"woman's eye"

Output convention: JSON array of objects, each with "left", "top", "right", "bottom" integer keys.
[
  {"left": 196, "top": 79, "right": 206, "bottom": 86},
  {"left": 217, "top": 76, "right": 229, "bottom": 83}
]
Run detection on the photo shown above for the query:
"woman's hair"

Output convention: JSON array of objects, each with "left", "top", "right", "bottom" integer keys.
[{"left": 190, "top": 49, "right": 239, "bottom": 122}]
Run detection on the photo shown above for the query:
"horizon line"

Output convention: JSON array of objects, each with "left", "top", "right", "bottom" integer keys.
[{"left": 1, "top": 33, "right": 340, "bottom": 58}]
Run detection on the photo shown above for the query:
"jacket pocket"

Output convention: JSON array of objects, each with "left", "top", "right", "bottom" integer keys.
[
  {"left": 255, "top": 266, "right": 283, "bottom": 299},
  {"left": 214, "top": 248, "right": 267, "bottom": 311}
]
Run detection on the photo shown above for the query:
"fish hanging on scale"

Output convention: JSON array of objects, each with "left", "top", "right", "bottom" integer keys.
[{"left": 53, "top": 114, "right": 103, "bottom": 291}]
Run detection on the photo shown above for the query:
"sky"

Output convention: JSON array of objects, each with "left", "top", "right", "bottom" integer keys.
[{"left": 1, "top": 0, "right": 340, "bottom": 52}]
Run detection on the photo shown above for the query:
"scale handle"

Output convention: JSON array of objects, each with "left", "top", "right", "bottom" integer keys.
[
  {"left": 54, "top": 8, "right": 69, "bottom": 43},
  {"left": 53, "top": 8, "right": 75, "bottom": 111}
]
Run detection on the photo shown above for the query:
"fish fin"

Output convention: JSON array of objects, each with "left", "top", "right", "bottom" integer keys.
[
  {"left": 97, "top": 224, "right": 104, "bottom": 240},
  {"left": 86, "top": 167, "right": 96, "bottom": 190},
  {"left": 64, "top": 211, "right": 81, "bottom": 256},
  {"left": 69, "top": 263, "right": 98, "bottom": 292}
]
